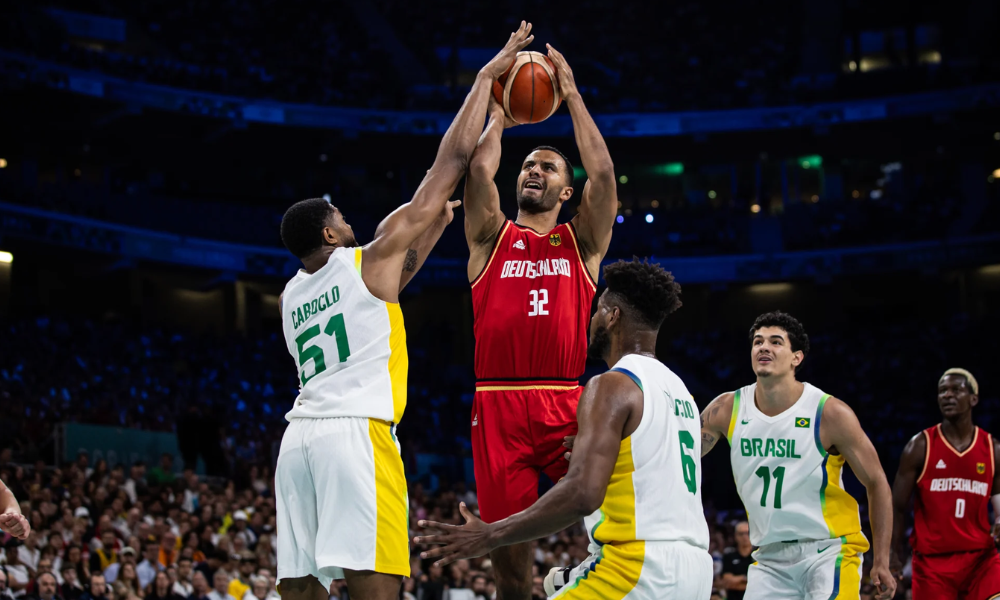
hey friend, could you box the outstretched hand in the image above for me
[870,564,897,600]
[440,199,462,225]
[483,21,534,80]
[0,511,30,540]
[413,502,496,567]
[545,44,579,102]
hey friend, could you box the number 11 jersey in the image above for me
[471,220,596,384]
[281,247,407,423]
[727,382,868,550]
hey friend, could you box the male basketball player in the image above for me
[463,44,618,600]
[416,259,713,599]
[890,368,1000,599]
[700,311,896,600]
[272,22,536,600]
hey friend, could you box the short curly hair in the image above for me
[749,311,810,370]
[280,198,334,259]
[603,258,682,329]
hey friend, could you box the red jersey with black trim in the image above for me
[471,220,597,384]
[911,424,996,555]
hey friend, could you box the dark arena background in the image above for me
[1,1,1000,599]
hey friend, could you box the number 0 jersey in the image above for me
[911,424,996,555]
[281,247,407,423]
[583,354,710,549]
[471,221,596,385]
[728,383,868,549]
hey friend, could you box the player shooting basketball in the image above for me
[462,44,618,600]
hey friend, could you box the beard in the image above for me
[516,187,562,214]
[587,323,611,361]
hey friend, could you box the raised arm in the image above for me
[890,432,925,577]
[362,22,534,302]
[397,199,462,293]
[821,397,896,600]
[413,371,641,564]
[700,392,735,457]
[547,45,617,281]
[464,98,511,281]
[0,477,30,539]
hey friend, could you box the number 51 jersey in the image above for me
[281,247,407,423]
[471,220,596,384]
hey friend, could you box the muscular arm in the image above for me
[363,24,533,302]
[821,398,894,588]
[463,101,507,280]
[700,392,735,457]
[414,372,641,563]
[546,47,617,280]
[890,433,925,571]
[0,477,29,539]
[397,200,461,293]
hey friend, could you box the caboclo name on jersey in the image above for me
[291,285,341,330]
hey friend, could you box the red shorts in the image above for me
[912,548,1000,600]
[470,385,581,523]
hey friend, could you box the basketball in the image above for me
[493,51,562,125]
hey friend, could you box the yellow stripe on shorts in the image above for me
[368,419,410,576]
[557,541,645,600]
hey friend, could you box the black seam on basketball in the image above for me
[528,53,536,124]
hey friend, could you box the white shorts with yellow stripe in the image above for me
[744,535,866,600]
[275,417,409,588]
[550,540,712,600]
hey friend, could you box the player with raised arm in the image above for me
[272,22,535,600]
[463,44,618,600]
[416,259,713,599]
[890,368,1000,599]
[700,312,896,600]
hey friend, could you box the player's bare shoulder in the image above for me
[700,391,735,456]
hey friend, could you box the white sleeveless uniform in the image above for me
[727,382,869,600]
[274,247,409,587]
[551,354,712,600]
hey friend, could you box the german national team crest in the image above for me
[795,417,810,428]
[549,233,562,246]
[978,462,987,474]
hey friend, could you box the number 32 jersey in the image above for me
[727,382,868,549]
[471,221,596,383]
[281,247,407,423]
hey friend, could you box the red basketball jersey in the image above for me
[911,424,996,555]
[471,220,597,383]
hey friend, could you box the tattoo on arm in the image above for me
[403,249,418,272]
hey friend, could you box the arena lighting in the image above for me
[0,158,7,168]
[0,251,12,264]
[750,204,761,214]
[616,215,624,224]
[799,155,822,169]
[748,282,793,294]
[645,214,654,223]
[650,200,660,208]
[619,175,628,184]
[652,162,684,176]
[573,166,587,180]
[992,168,1000,178]
[708,190,717,199]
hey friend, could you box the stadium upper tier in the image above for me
[1,1,998,121]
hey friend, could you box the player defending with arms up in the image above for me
[464,44,618,600]
[273,23,536,600]
[700,312,896,600]
[890,369,1000,599]
[416,260,713,599]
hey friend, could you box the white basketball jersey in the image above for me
[727,382,866,548]
[281,247,407,423]
[582,354,710,549]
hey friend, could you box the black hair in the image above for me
[603,258,682,329]
[749,311,810,371]
[530,145,574,187]
[280,198,334,259]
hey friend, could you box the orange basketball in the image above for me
[492,51,561,125]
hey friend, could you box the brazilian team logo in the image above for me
[795,417,810,428]
[549,233,562,246]
[978,462,987,474]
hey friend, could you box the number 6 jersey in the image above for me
[727,382,868,550]
[471,220,596,385]
[281,247,407,423]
